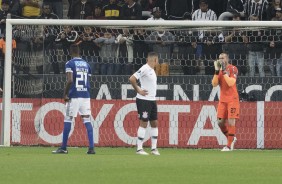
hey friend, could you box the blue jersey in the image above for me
[65,57,91,98]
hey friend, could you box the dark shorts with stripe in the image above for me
[136,98,158,121]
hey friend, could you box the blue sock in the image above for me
[61,122,71,150]
[84,122,94,149]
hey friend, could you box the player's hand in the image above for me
[220,61,227,74]
[139,89,148,96]
[64,95,70,102]
[214,60,221,71]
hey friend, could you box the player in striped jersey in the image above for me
[129,52,160,156]
[192,0,217,21]
[52,44,95,154]
[244,0,269,20]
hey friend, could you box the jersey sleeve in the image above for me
[133,66,146,80]
[65,62,73,73]
[229,66,238,79]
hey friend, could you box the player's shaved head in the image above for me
[147,52,159,68]
[220,52,229,58]
[70,44,80,56]
[148,52,158,59]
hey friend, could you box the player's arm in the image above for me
[222,65,237,87]
[64,72,73,102]
[223,74,236,87]
[212,75,219,87]
[129,74,148,96]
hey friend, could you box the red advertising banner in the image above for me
[0,99,282,149]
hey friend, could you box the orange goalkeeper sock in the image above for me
[219,124,228,138]
[227,125,236,148]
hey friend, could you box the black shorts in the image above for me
[136,98,158,121]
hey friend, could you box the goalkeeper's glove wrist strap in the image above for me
[215,70,219,75]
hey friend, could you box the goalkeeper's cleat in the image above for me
[52,148,68,154]
[221,146,231,152]
[230,137,237,151]
[151,149,160,156]
[136,149,149,155]
[86,148,96,154]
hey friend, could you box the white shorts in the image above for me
[65,98,91,117]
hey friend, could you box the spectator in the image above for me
[86,3,105,19]
[192,0,217,21]
[68,0,93,19]
[0,0,11,35]
[38,4,60,74]
[0,35,16,55]
[77,26,100,74]
[122,0,142,20]
[174,13,199,75]
[38,3,58,19]
[43,0,63,19]
[244,0,269,20]
[141,0,165,18]
[228,0,245,14]
[0,0,20,18]
[0,34,16,88]
[202,30,224,75]
[13,25,34,73]
[31,26,44,74]
[275,7,282,19]
[245,15,267,77]
[194,0,228,18]
[55,25,79,67]
[147,6,164,20]
[175,31,199,75]
[266,0,282,20]
[145,30,175,76]
[218,0,245,20]
[223,14,248,76]
[102,0,123,19]
[91,0,124,7]
[165,0,193,20]
[265,21,282,76]
[94,29,116,75]
[0,34,16,69]
[115,29,134,75]
[192,0,218,75]
[21,0,43,18]
[133,29,149,72]
[140,0,158,12]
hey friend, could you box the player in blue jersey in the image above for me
[52,44,95,154]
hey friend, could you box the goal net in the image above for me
[1,19,282,149]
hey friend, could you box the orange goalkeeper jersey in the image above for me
[218,64,239,103]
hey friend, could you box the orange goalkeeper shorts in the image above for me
[217,101,240,119]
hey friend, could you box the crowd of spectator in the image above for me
[0,0,281,82]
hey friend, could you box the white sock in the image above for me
[151,127,158,150]
[137,127,146,151]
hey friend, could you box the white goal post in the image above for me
[2,19,282,147]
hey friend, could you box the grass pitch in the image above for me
[0,147,282,184]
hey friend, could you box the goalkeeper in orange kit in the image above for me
[212,52,239,151]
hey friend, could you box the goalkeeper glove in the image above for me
[214,60,221,74]
[220,61,227,74]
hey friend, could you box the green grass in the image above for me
[0,147,282,184]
